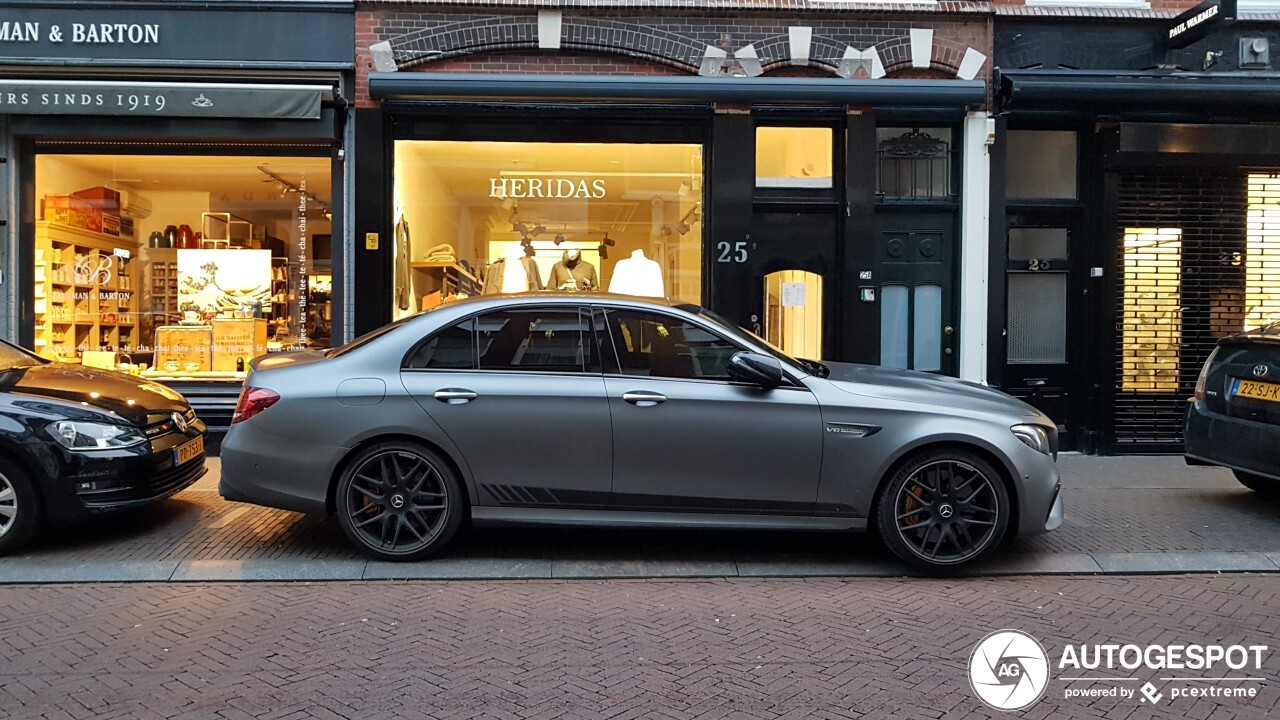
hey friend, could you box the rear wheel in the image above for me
[875,450,1010,573]
[0,459,41,556]
[1233,470,1280,496]
[335,442,464,561]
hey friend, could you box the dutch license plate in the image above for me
[174,435,204,465]
[1232,378,1280,403]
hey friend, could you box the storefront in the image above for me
[353,6,995,377]
[0,1,353,442]
[992,6,1280,453]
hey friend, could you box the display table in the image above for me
[153,325,213,373]
[211,317,267,371]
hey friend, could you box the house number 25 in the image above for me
[717,241,749,263]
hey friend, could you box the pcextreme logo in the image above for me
[968,630,1269,711]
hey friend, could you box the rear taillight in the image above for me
[1194,348,1218,400]
[231,387,280,424]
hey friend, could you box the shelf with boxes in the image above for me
[34,221,138,361]
[409,261,481,311]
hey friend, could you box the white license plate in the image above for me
[174,436,204,465]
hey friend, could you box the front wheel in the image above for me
[875,450,1010,573]
[0,458,41,556]
[335,442,464,561]
[1233,470,1280,496]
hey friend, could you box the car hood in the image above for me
[820,362,1044,419]
[0,363,188,426]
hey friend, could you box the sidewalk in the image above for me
[2,454,1278,582]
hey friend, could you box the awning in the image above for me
[369,72,986,107]
[0,79,331,119]
[997,69,1280,113]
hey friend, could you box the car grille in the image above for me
[144,408,198,438]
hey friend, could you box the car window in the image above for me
[603,309,740,381]
[477,307,592,373]
[405,318,476,370]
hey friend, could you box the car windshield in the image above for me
[689,306,822,377]
[0,341,44,371]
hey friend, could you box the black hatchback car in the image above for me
[0,340,206,555]
[1185,322,1280,494]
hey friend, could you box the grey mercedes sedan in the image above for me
[220,294,1062,572]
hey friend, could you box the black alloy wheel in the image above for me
[0,458,41,556]
[335,442,464,561]
[876,450,1010,572]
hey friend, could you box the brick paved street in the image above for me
[1,455,1279,581]
[0,575,1276,719]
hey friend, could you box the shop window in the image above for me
[755,127,834,189]
[1121,228,1182,393]
[876,128,953,200]
[1006,131,1077,200]
[406,318,475,370]
[1245,174,1280,330]
[476,308,588,373]
[604,310,736,381]
[392,140,703,319]
[763,270,823,360]
[33,154,331,380]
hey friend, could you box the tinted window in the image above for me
[477,308,589,372]
[605,310,739,380]
[405,318,475,369]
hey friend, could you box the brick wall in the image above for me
[354,6,992,106]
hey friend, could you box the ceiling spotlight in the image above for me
[598,244,609,260]
[554,233,565,245]
[602,233,616,247]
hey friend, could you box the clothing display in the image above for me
[481,255,543,294]
[394,215,411,311]
[608,249,665,297]
[548,250,599,292]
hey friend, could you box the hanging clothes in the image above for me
[394,216,411,311]
[608,250,664,297]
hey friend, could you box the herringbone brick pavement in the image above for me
[3,456,1279,569]
[0,575,1276,719]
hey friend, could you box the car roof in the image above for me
[431,292,694,313]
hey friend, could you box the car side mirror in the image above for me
[728,351,785,389]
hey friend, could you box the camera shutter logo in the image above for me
[969,630,1050,711]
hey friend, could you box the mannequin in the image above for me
[608,249,664,297]
[549,249,599,292]
[482,246,544,294]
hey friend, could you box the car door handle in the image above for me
[434,389,478,404]
[622,391,666,407]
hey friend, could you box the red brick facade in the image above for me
[354,4,994,107]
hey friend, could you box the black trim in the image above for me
[998,70,1280,114]
[371,73,986,107]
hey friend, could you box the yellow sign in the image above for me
[365,232,379,250]
[1235,379,1280,403]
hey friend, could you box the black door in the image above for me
[710,210,837,359]
[1001,217,1079,445]
[874,213,956,375]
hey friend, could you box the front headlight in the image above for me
[47,420,148,450]
[1011,424,1052,455]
